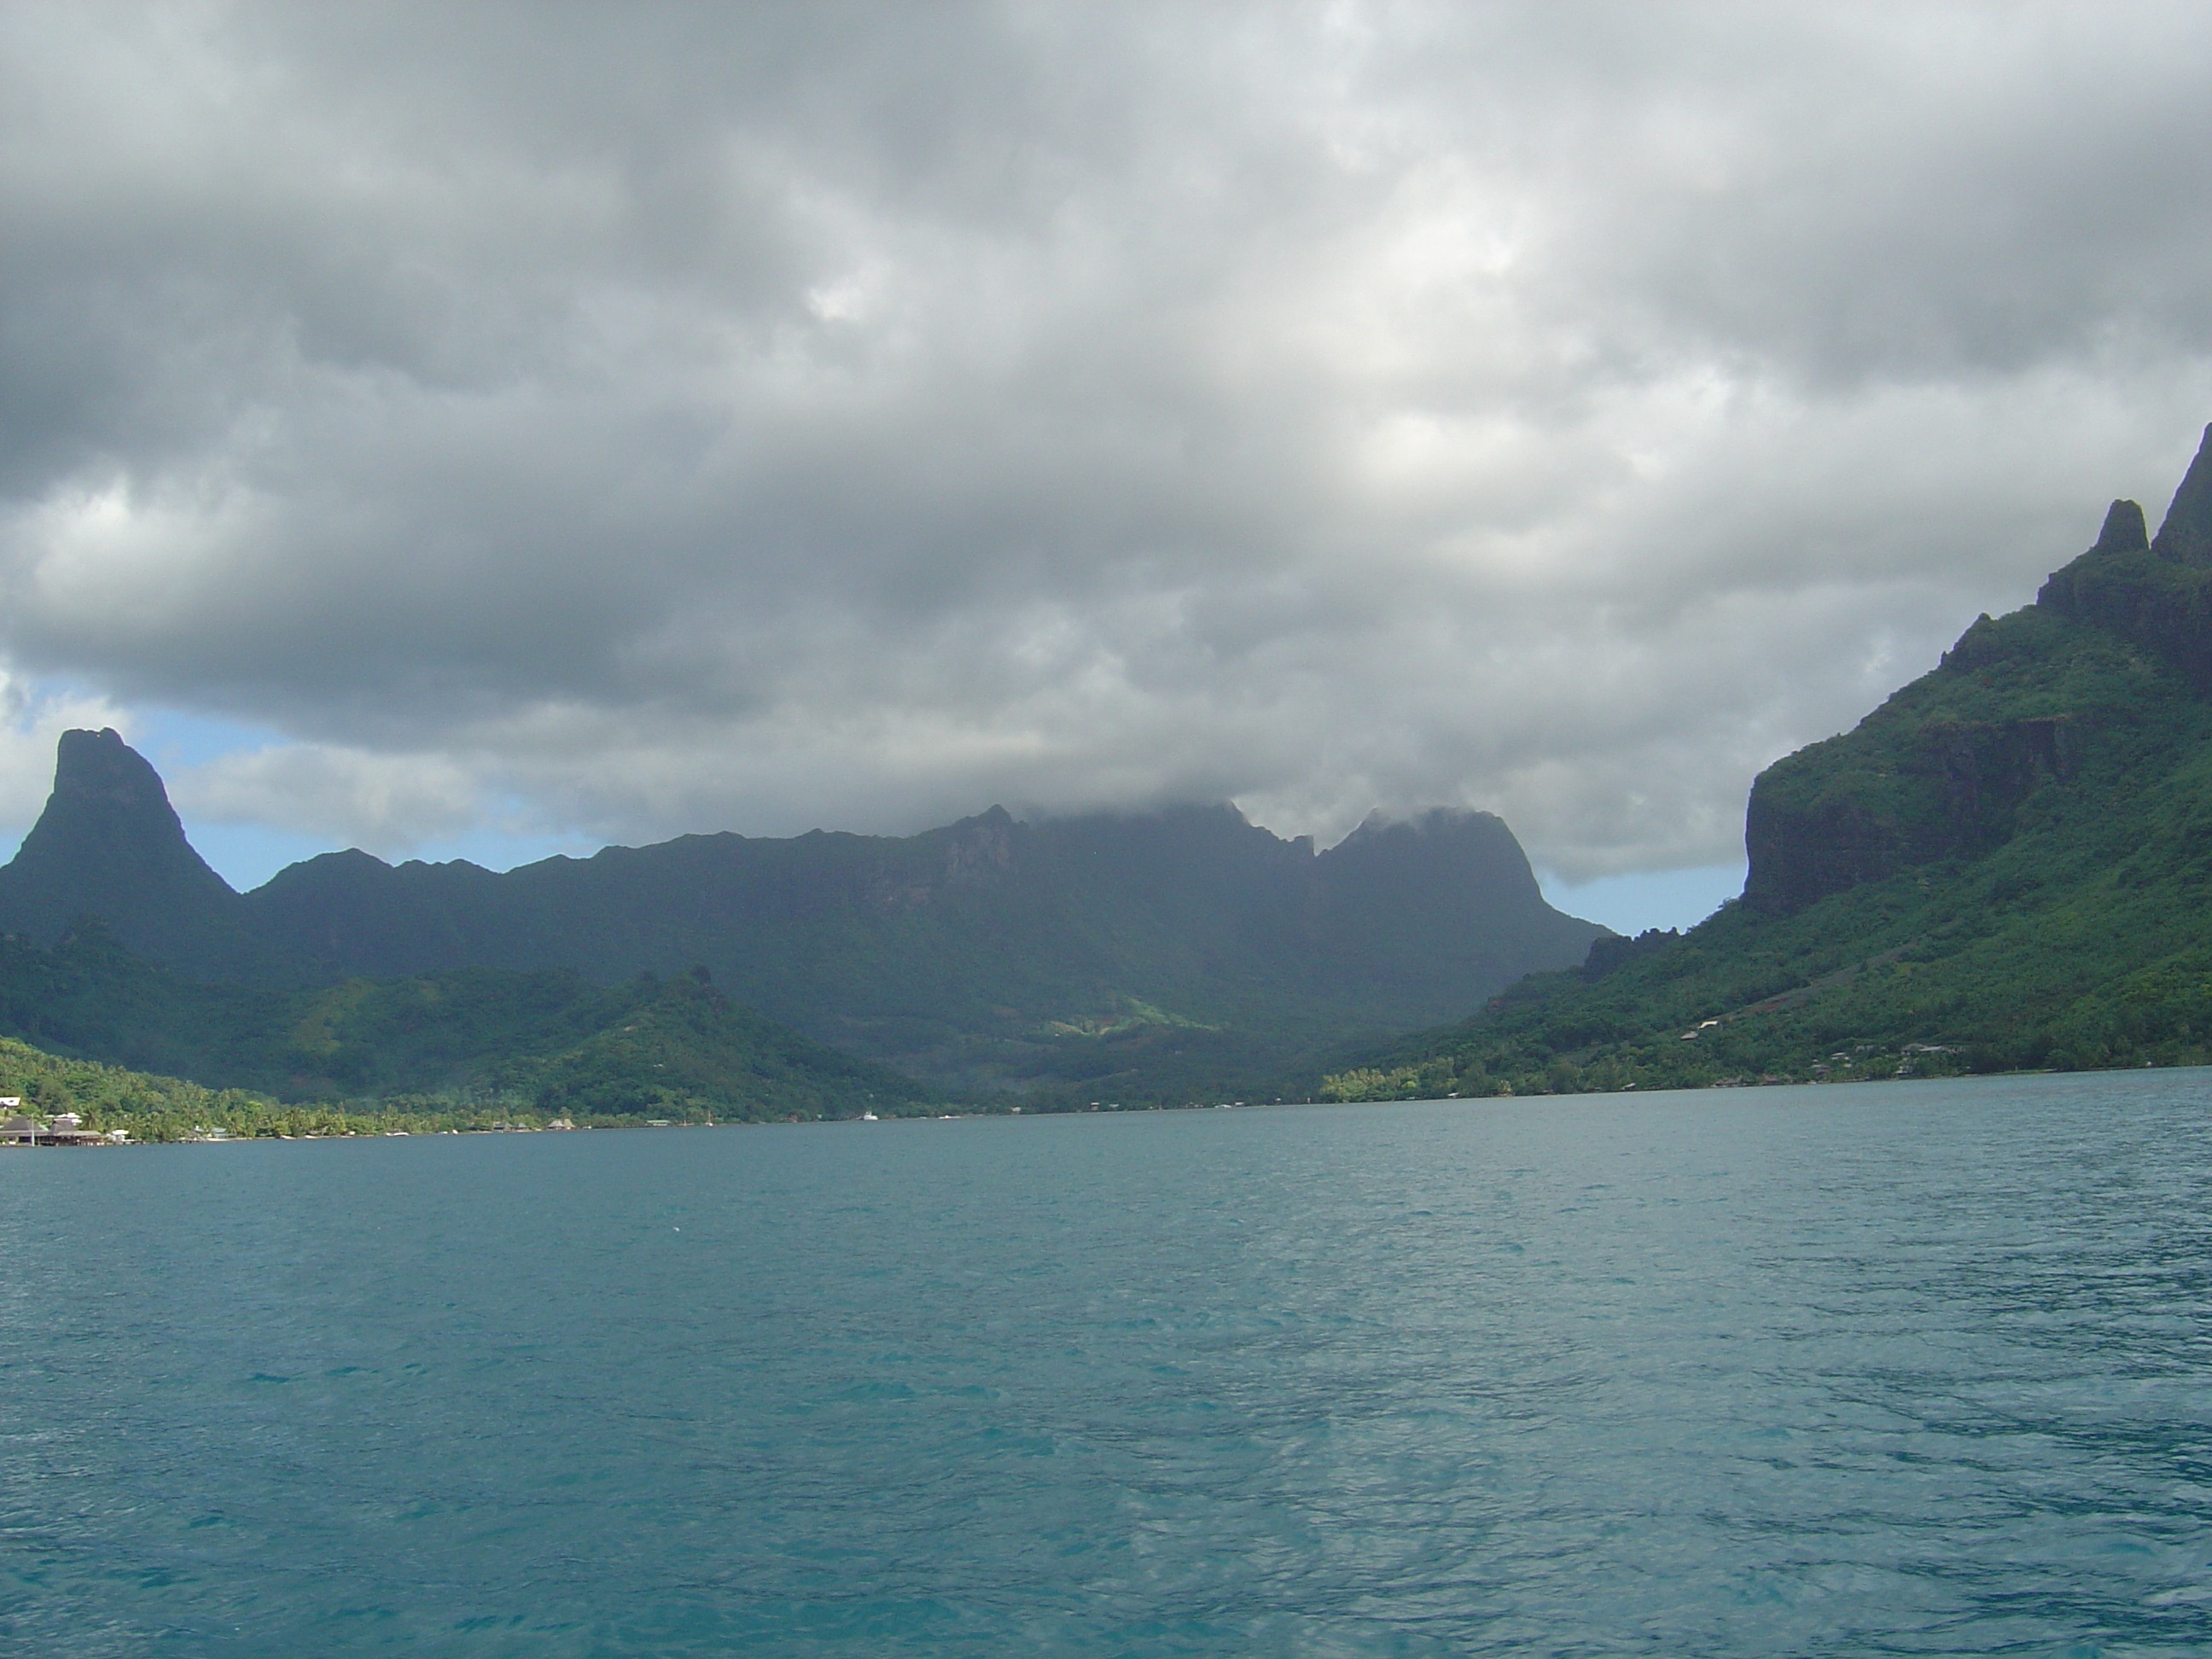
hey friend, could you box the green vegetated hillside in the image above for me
[0,1036,550,1142]
[1322,427,2212,1100]
[0,731,1603,1101]
[0,923,940,1123]
[0,1035,277,1138]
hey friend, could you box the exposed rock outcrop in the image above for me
[1581,928,1679,981]
[1743,425,2212,917]
[0,728,260,973]
[1743,713,2093,915]
[2037,425,2212,689]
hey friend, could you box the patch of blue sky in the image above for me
[24,699,1754,917]
[191,820,595,894]
[99,707,593,891]
[126,706,279,774]
[1540,864,1744,938]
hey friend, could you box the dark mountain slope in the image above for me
[0,728,1601,1097]
[0,728,270,976]
[0,923,936,1119]
[235,797,1599,1092]
[1321,423,2212,1097]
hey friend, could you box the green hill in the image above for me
[1321,424,2212,1100]
[0,1034,276,1138]
[0,923,940,1121]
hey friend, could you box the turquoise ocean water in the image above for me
[3,1072,2209,1656]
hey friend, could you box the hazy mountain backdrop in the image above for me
[0,737,1604,1100]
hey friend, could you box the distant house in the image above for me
[1,1111,119,1146]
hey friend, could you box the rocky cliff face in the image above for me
[1742,425,2212,917]
[2035,424,2212,688]
[0,727,261,973]
[1743,709,2094,914]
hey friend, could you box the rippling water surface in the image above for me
[5,1073,2211,1656]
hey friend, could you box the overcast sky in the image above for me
[5,2,2212,929]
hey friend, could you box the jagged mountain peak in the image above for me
[15,728,227,893]
[0,727,255,972]
[1344,416,2212,1098]
[53,726,178,812]
[2034,424,2212,692]
[2151,422,2212,564]
[2093,498,2149,556]
[1752,419,2212,917]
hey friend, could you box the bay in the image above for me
[3,1071,2209,1656]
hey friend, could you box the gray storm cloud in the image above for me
[3,1,2212,880]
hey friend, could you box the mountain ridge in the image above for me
[0,741,1604,1097]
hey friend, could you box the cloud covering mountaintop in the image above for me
[4,2,2212,884]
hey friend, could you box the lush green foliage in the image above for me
[0,1034,272,1138]
[1322,590,2212,1099]
[0,932,942,1121]
[0,1033,912,1141]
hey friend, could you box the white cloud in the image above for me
[3,2,2211,877]
[0,671,129,844]
[165,743,483,859]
